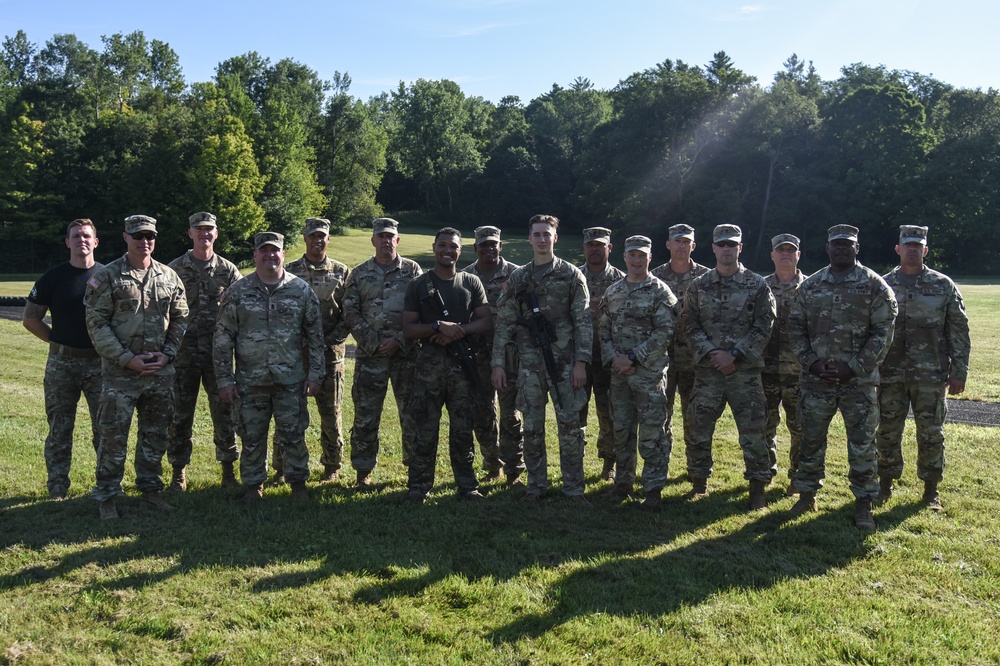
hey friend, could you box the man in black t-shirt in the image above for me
[23,219,104,499]
[402,228,493,503]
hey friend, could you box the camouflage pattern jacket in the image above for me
[343,255,423,359]
[880,266,970,384]
[788,262,898,386]
[167,250,241,365]
[581,263,625,365]
[285,255,350,365]
[683,264,776,370]
[462,257,519,353]
[763,270,806,376]
[651,260,710,372]
[214,271,325,388]
[598,274,678,375]
[84,255,189,377]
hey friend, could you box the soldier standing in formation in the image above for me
[23,219,104,500]
[683,224,776,510]
[762,233,806,494]
[280,217,351,484]
[461,225,524,483]
[599,235,678,510]
[875,225,970,511]
[492,214,592,504]
[84,215,189,520]
[343,218,422,490]
[214,232,325,502]
[166,212,242,492]
[788,225,898,530]
[579,227,625,482]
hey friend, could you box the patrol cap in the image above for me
[668,224,695,240]
[899,224,928,245]
[188,211,217,228]
[828,224,859,242]
[372,217,400,236]
[303,217,331,236]
[713,224,742,243]
[771,233,801,250]
[474,225,501,245]
[624,235,652,254]
[254,231,284,250]
[582,227,613,244]
[124,215,157,235]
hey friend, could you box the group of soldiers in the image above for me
[23,211,970,529]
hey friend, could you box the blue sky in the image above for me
[5,0,998,102]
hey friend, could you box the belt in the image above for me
[49,342,100,359]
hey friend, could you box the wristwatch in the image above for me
[431,321,441,332]
[730,348,741,358]
[627,351,638,365]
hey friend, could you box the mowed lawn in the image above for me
[1,251,999,662]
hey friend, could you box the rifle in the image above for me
[424,286,481,391]
[515,286,564,409]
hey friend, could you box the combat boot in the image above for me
[687,477,709,500]
[789,491,817,517]
[290,480,309,501]
[482,467,504,482]
[599,459,616,482]
[640,489,662,512]
[141,491,176,512]
[356,470,375,493]
[241,484,263,503]
[605,483,633,500]
[98,498,119,521]
[854,498,877,530]
[220,461,239,488]
[923,480,943,512]
[319,465,339,484]
[748,479,767,511]
[877,476,893,505]
[166,465,187,492]
[269,464,285,485]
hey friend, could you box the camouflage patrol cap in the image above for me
[624,235,652,254]
[372,217,400,236]
[582,227,613,244]
[303,217,331,236]
[188,212,217,228]
[254,231,284,250]
[668,224,696,240]
[713,224,742,243]
[474,225,501,245]
[828,224,859,242]
[899,225,928,245]
[124,215,157,235]
[771,233,801,250]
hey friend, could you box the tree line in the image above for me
[2,29,999,275]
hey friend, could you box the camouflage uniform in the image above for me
[493,257,592,497]
[762,269,806,479]
[683,263,776,482]
[214,271,325,487]
[598,272,677,494]
[462,255,523,477]
[788,262,897,501]
[876,265,969,483]
[84,255,189,502]
[343,254,422,473]
[167,249,241,467]
[283,253,350,473]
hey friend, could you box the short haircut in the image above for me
[435,227,462,242]
[528,214,559,233]
[66,218,97,237]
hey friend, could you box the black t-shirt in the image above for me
[28,261,103,348]
[404,271,488,326]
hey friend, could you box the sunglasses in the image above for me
[131,233,157,241]
[714,240,739,248]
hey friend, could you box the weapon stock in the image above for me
[515,288,564,409]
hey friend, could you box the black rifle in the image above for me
[424,286,480,391]
[515,287,564,409]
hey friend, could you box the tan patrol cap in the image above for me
[899,225,928,245]
[828,224,859,242]
[771,233,801,250]
[188,212,217,228]
[254,231,284,250]
[668,224,695,240]
[713,224,742,243]
[474,225,501,245]
[582,227,613,244]
[303,217,331,236]
[124,215,157,235]
[624,235,652,254]
[372,217,400,236]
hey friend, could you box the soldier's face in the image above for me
[712,240,741,267]
[305,231,329,262]
[254,244,284,273]
[433,234,461,268]
[896,242,927,270]
[624,249,650,278]
[584,240,611,268]
[188,225,217,250]
[66,224,98,259]
[124,231,156,259]
[667,237,694,259]
[372,232,399,262]
[827,238,858,270]
[476,240,500,265]
[770,243,800,270]
[529,223,557,256]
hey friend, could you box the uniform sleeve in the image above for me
[635,286,677,367]
[84,272,133,368]
[945,282,971,383]
[163,277,189,360]
[213,289,238,389]
[342,269,380,356]
[733,280,775,366]
[597,293,615,367]
[848,279,898,378]
[683,282,713,363]
[570,269,593,364]
[491,272,520,369]
[303,288,326,384]
[330,266,350,346]
[787,286,819,371]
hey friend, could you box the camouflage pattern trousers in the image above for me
[350,352,415,473]
[762,372,803,479]
[581,352,616,463]
[168,354,237,467]
[516,359,587,497]
[685,367,771,482]
[407,354,479,499]
[875,381,947,482]
[664,369,696,467]
[236,382,310,486]
[91,372,174,502]
[473,345,524,476]
[272,360,345,473]
[609,366,670,494]
[43,352,102,495]
[793,380,880,500]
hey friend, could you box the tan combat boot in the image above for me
[166,465,187,492]
[748,479,767,511]
[789,491,817,517]
[599,459,616,482]
[319,464,339,484]
[356,470,374,492]
[877,476,893,505]
[854,498,877,530]
[923,480,943,512]
[98,498,119,521]
[640,488,662,512]
[221,461,239,488]
[290,480,309,501]
[687,477,709,500]
[142,491,176,512]
[242,484,264,503]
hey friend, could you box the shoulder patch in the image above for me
[87,276,102,290]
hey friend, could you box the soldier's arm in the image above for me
[22,301,51,342]
[635,287,677,365]
[163,280,189,361]
[330,267,350,346]
[85,279,134,368]
[569,270,593,365]
[213,292,238,390]
[787,288,820,371]
[597,296,615,367]
[848,280,898,378]
[491,274,519,369]
[732,282,776,365]
[945,282,971,384]
[303,290,326,384]
[342,272,381,355]
[682,285,714,363]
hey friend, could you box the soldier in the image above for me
[84,215,189,520]
[598,235,677,510]
[875,225,970,511]
[23,219,103,499]
[166,212,241,491]
[787,224,898,530]
[279,217,351,484]
[579,227,625,482]
[403,228,493,503]
[214,232,325,502]
[651,224,710,470]
[762,233,806,494]
[343,218,422,490]
[491,214,592,504]
[461,225,524,483]
[683,224,775,510]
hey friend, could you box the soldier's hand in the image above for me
[125,354,149,374]
[219,385,237,405]
[492,367,507,390]
[571,361,587,389]
[437,321,466,343]
[709,349,736,376]
[304,380,321,396]
[378,338,401,357]
[947,378,966,395]
[141,352,169,375]
[611,353,634,375]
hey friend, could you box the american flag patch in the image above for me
[87,276,102,289]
